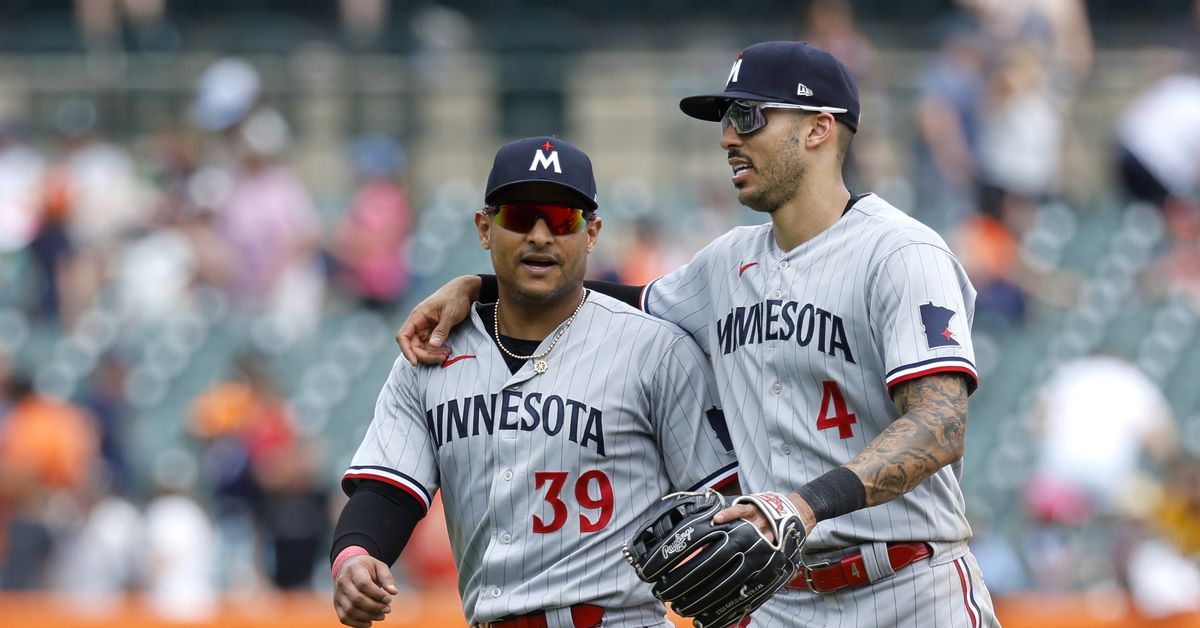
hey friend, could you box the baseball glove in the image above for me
[622,489,805,628]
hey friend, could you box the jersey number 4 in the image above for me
[816,380,857,439]
[533,470,614,533]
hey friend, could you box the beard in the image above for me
[738,133,807,214]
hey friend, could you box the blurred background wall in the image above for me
[1,1,1200,626]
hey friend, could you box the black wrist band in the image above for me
[795,466,868,522]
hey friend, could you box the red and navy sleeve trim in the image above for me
[886,356,978,395]
[342,465,433,512]
[688,461,739,492]
[639,278,660,314]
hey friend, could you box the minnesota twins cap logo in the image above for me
[919,302,959,348]
[529,141,562,174]
[484,136,598,210]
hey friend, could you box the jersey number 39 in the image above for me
[533,470,614,533]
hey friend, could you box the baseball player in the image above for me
[398,42,999,627]
[331,136,738,628]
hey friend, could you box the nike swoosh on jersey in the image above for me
[440,354,476,368]
[738,262,758,276]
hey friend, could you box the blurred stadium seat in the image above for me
[1,1,1199,625]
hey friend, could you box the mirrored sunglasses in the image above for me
[720,100,813,135]
[485,202,594,235]
[720,99,847,135]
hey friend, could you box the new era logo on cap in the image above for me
[681,41,861,132]
[485,136,598,210]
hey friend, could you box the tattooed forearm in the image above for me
[844,373,968,506]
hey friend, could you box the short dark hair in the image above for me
[835,121,854,163]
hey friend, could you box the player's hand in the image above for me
[713,491,815,543]
[395,275,482,366]
[333,555,399,628]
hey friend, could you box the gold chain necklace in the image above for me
[493,289,589,374]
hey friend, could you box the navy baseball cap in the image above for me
[485,136,598,210]
[680,41,860,132]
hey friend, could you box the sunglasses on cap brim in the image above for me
[720,99,849,135]
[484,202,596,235]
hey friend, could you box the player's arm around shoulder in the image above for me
[395,274,483,365]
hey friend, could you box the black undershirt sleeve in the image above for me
[477,274,499,303]
[584,279,645,308]
[476,274,644,309]
[330,480,425,567]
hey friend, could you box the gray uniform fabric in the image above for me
[642,194,999,627]
[345,292,737,627]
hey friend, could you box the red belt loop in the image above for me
[570,604,606,628]
[482,604,606,628]
[788,542,933,593]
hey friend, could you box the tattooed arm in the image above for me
[713,372,968,537]
[844,372,968,505]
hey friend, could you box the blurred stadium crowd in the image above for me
[1,0,1200,624]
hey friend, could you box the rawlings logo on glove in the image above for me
[661,526,695,559]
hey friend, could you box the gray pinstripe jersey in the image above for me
[344,292,738,626]
[643,193,978,552]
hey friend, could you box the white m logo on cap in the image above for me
[530,149,562,173]
[727,58,743,84]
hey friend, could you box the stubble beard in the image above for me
[501,256,585,311]
[511,279,578,307]
[739,134,807,214]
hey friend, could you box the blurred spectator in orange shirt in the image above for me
[953,213,1026,326]
[616,218,670,286]
[0,374,97,498]
[0,372,98,590]
[190,352,296,506]
[190,351,299,591]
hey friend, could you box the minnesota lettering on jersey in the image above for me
[425,390,606,456]
[716,300,856,363]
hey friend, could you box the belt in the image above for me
[479,604,605,628]
[788,542,933,593]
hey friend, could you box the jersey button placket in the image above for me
[490,586,502,598]
[500,532,512,544]
[771,382,782,394]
